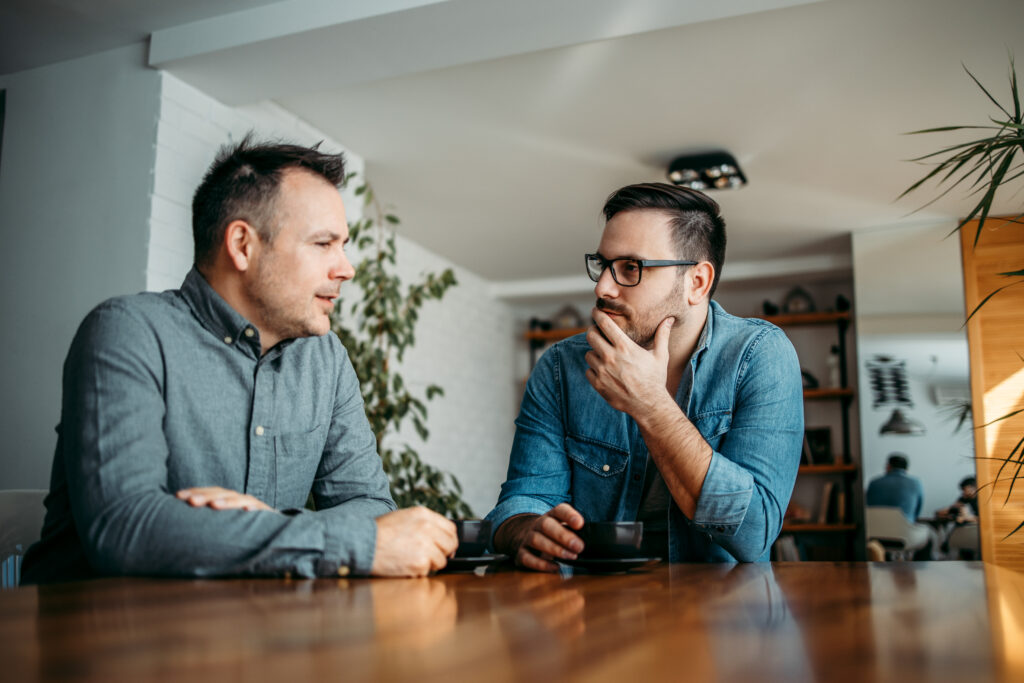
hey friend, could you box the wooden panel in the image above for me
[960,218,1024,572]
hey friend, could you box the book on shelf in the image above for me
[834,490,846,523]
[817,481,835,524]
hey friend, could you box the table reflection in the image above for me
[1,562,1021,682]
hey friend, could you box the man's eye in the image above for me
[621,261,639,272]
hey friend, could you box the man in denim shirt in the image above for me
[23,138,456,583]
[488,184,803,568]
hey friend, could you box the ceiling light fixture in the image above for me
[667,150,747,190]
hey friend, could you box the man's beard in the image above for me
[596,279,686,349]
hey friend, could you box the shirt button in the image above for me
[602,464,610,472]
[244,328,255,338]
[223,336,232,344]
[337,566,350,577]
[255,426,265,436]
[633,474,642,482]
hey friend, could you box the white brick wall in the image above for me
[147,73,515,517]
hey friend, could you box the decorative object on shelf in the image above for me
[834,294,851,312]
[804,427,834,464]
[866,355,914,408]
[782,286,815,314]
[801,369,820,390]
[331,172,471,518]
[529,317,552,332]
[666,150,747,190]
[761,300,780,316]
[551,305,584,330]
[827,345,842,388]
[879,408,926,436]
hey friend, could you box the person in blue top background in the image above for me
[865,453,924,522]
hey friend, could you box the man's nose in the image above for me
[594,266,619,299]
[331,248,356,281]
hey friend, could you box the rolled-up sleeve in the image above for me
[485,348,571,536]
[689,327,804,561]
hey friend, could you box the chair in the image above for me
[947,523,980,560]
[864,506,930,561]
[0,490,48,588]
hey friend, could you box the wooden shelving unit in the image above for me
[766,309,863,561]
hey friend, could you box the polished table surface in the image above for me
[2,561,1022,682]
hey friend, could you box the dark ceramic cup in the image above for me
[454,519,492,557]
[577,521,644,559]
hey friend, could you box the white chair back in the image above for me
[865,506,929,556]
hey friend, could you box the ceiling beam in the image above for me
[149,0,824,104]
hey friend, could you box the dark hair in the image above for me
[602,183,727,296]
[959,476,976,489]
[191,134,346,268]
[887,454,909,471]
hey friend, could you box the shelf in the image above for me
[799,463,857,474]
[782,523,857,533]
[524,327,586,342]
[758,311,851,327]
[803,388,854,400]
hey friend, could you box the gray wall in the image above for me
[0,43,161,488]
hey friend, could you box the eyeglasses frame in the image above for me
[584,252,698,287]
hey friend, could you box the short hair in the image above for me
[602,183,727,297]
[887,454,909,471]
[959,476,977,489]
[191,134,347,268]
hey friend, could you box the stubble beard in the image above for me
[597,278,686,349]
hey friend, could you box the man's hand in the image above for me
[585,309,674,414]
[495,504,585,572]
[176,486,273,511]
[371,507,458,577]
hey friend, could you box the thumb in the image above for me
[653,317,674,359]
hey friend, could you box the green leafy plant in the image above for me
[900,54,1023,536]
[330,173,472,518]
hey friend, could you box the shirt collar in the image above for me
[690,300,717,367]
[180,267,263,356]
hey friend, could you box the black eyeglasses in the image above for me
[585,253,697,287]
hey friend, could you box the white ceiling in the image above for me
[5,0,1023,285]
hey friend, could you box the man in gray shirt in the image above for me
[22,137,456,583]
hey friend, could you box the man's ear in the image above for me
[224,220,259,272]
[686,262,715,305]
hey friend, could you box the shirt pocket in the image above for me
[564,434,630,520]
[273,423,328,509]
[691,411,732,451]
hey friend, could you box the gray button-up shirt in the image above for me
[22,268,396,583]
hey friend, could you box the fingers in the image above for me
[590,309,630,347]
[516,546,560,573]
[175,487,272,511]
[548,503,585,530]
[653,317,674,359]
[371,507,459,577]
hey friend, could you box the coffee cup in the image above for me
[577,521,643,559]
[454,519,492,557]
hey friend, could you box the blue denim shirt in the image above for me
[22,268,396,583]
[487,301,803,562]
[865,470,924,522]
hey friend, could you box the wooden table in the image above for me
[2,561,1022,681]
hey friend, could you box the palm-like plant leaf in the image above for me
[901,55,1024,539]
